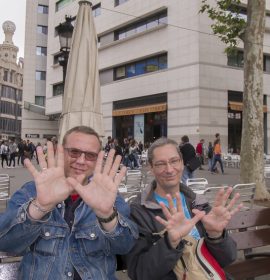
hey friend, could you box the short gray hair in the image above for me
[62,126,101,148]
[148,137,182,166]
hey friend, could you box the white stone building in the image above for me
[23,0,270,152]
[0,21,23,140]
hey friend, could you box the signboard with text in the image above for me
[134,114,144,144]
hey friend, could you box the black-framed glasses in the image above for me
[64,148,98,161]
[153,158,181,171]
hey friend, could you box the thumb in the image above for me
[66,177,83,193]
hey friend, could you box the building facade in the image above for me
[23,0,58,144]
[24,0,270,151]
[0,21,23,140]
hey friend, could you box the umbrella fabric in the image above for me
[59,0,104,142]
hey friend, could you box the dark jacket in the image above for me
[126,183,237,280]
[179,142,196,165]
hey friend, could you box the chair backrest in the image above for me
[202,186,229,205]
[125,170,142,187]
[186,178,208,186]
[227,208,270,250]
[264,165,270,178]
[186,178,208,192]
[0,174,10,213]
[232,183,255,210]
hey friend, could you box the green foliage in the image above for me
[200,0,247,53]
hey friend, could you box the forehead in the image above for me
[152,144,179,161]
[65,132,100,151]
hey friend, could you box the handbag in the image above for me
[186,157,201,172]
[174,236,226,280]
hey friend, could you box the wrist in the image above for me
[206,231,223,240]
[96,207,118,224]
[33,199,55,213]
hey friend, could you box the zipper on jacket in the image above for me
[195,250,214,279]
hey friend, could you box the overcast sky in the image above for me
[0,0,26,59]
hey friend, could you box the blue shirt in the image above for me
[154,192,200,240]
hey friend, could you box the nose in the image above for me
[76,152,86,163]
[165,162,174,172]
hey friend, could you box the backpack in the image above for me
[208,147,213,159]
[155,230,226,280]
[174,236,226,280]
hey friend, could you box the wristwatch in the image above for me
[96,207,118,223]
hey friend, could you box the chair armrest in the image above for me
[245,252,270,259]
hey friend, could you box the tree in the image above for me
[200,0,270,200]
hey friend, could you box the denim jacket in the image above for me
[0,181,138,280]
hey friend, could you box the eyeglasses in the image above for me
[64,148,98,161]
[153,158,181,171]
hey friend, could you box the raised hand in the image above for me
[24,141,73,211]
[67,149,126,218]
[155,193,205,248]
[201,187,242,237]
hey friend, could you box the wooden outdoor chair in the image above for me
[225,208,270,280]
[0,174,10,213]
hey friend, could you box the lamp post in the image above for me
[56,15,74,85]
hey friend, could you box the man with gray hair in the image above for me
[126,137,241,280]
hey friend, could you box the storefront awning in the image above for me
[112,103,167,117]
[229,101,267,113]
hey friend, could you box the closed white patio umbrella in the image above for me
[59,0,104,142]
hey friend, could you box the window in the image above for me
[114,54,167,80]
[115,0,129,6]
[37,25,48,35]
[17,90,22,101]
[264,55,270,73]
[114,11,167,41]
[35,96,45,106]
[3,70,8,82]
[36,71,46,80]
[228,50,270,73]
[227,50,244,68]
[1,86,16,100]
[37,5,48,14]
[53,83,64,96]
[56,0,74,12]
[92,3,101,17]
[36,46,47,56]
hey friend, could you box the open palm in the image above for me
[24,142,73,209]
[156,193,205,247]
[202,187,242,234]
[67,149,126,217]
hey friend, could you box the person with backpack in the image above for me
[207,141,214,171]
[0,141,9,168]
[126,137,242,280]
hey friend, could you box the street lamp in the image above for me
[56,15,74,85]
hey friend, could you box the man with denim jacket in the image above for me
[0,126,138,280]
[126,137,241,280]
